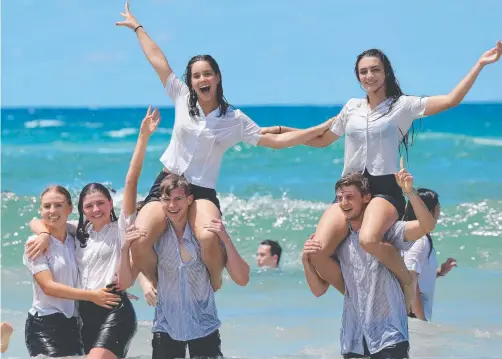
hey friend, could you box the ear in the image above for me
[273,254,278,262]
[362,193,371,204]
[187,195,195,206]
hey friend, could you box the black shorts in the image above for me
[343,339,409,359]
[143,170,221,213]
[25,312,84,357]
[152,330,223,359]
[334,169,406,218]
[78,291,137,358]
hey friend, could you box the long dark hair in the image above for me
[402,188,439,257]
[183,55,232,119]
[76,183,118,248]
[354,49,421,162]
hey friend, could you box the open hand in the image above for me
[116,1,141,31]
[122,225,146,250]
[139,106,161,137]
[438,257,457,276]
[25,233,51,260]
[478,41,502,67]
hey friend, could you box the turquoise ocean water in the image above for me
[1,104,502,358]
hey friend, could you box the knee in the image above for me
[197,230,220,250]
[358,230,379,253]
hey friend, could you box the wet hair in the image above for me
[159,174,193,198]
[335,173,371,196]
[76,183,118,248]
[41,185,73,206]
[355,49,423,162]
[402,188,439,257]
[260,240,282,266]
[183,55,233,119]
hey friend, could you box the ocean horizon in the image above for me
[1,103,501,358]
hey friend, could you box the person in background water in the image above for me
[402,188,457,321]
[256,240,282,269]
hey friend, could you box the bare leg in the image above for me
[358,197,414,310]
[189,199,225,292]
[0,322,13,354]
[309,203,349,288]
[87,347,117,359]
[131,201,167,288]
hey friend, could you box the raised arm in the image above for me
[116,2,173,86]
[117,107,161,289]
[395,159,436,241]
[122,106,161,218]
[423,41,501,116]
[257,117,334,149]
[203,219,250,286]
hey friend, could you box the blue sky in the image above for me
[2,0,501,107]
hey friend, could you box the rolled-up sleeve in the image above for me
[240,112,262,146]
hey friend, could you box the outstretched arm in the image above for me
[424,41,502,116]
[257,117,335,149]
[116,2,172,86]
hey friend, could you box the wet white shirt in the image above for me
[330,96,428,176]
[159,72,262,189]
[403,236,438,321]
[23,234,79,318]
[69,212,131,290]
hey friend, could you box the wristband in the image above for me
[134,25,143,33]
[40,231,51,236]
[403,187,418,198]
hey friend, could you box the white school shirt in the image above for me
[69,213,130,290]
[403,236,438,321]
[159,72,263,189]
[23,234,79,318]
[153,222,220,341]
[329,96,428,176]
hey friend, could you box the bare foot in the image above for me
[0,322,13,354]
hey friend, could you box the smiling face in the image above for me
[40,190,73,231]
[190,60,220,104]
[357,56,386,95]
[336,185,371,222]
[81,191,113,230]
[160,187,194,224]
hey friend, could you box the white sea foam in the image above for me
[24,119,65,128]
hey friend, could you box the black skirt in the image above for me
[143,170,221,213]
[25,312,84,357]
[78,291,137,358]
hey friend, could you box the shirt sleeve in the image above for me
[329,99,355,137]
[384,221,414,251]
[118,210,137,245]
[23,236,51,275]
[240,111,262,146]
[165,72,190,102]
[403,236,429,273]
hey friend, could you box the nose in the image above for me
[93,204,100,212]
